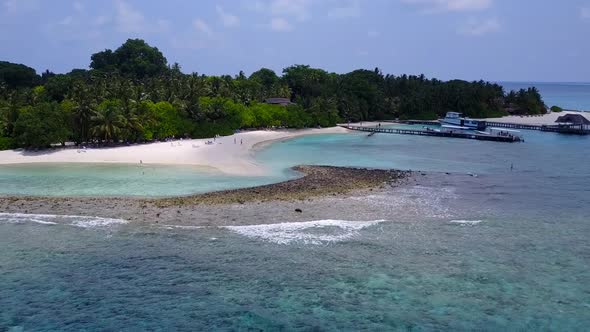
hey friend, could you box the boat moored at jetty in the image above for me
[440,112,486,130]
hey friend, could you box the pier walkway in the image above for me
[393,120,590,135]
[342,125,522,143]
[485,121,590,134]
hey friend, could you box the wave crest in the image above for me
[0,212,128,228]
[223,219,386,245]
[449,219,484,225]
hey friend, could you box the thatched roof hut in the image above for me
[555,114,590,125]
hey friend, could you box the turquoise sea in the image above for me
[1,126,589,330]
[0,163,294,197]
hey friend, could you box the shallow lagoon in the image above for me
[0,162,295,197]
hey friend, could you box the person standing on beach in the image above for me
[234,137,236,144]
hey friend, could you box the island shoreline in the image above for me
[0,127,349,176]
[0,165,414,226]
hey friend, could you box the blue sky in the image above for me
[1,0,589,81]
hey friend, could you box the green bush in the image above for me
[0,137,15,150]
[550,106,563,113]
[190,122,236,138]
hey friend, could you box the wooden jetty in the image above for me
[485,121,590,135]
[342,125,522,143]
[391,119,590,135]
[394,120,440,126]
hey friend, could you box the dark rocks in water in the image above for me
[0,166,413,216]
[153,165,413,205]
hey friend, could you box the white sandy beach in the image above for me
[481,111,589,126]
[0,127,348,176]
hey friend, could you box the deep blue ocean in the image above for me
[501,82,590,111]
[1,83,590,330]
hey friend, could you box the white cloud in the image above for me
[245,0,266,12]
[270,17,293,31]
[272,0,311,21]
[113,1,168,34]
[403,0,492,12]
[193,18,214,37]
[251,0,312,21]
[581,6,590,19]
[216,5,240,27]
[3,0,39,14]
[172,19,224,50]
[458,17,500,36]
[328,0,361,19]
[115,0,145,33]
[249,0,315,31]
[73,1,84,12]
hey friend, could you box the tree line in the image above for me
[0,39,546,149]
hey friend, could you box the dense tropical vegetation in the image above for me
[0,39,547,149]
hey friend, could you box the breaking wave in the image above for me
[449,219,484,225]
[0,212,128,228]
[158,224,205,230]
[223,219,386,245]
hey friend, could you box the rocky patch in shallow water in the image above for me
[158,166,411,206]
[0,166,413,226]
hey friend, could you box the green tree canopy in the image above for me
[250,68,279,90]
[91,100,125,142]
[0,61,39,89]
[90,39,168,79]
[13,102,71,148]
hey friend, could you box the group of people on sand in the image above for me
[200,134,242,146]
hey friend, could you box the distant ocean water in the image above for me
[1,129,589,330]
[500,82,590,111]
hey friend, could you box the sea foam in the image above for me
[223,219,386,245]
[348,185,458,219]
[158,224,205,230]
[0,212,128,228]
[449,219,484,225]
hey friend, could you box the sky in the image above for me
[1,0,589,82]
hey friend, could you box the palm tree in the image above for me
[90,100,125,143]
[0,91,21,136]
[71,83,96,143]
[124,111,145,142]
[0,100,9,137]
